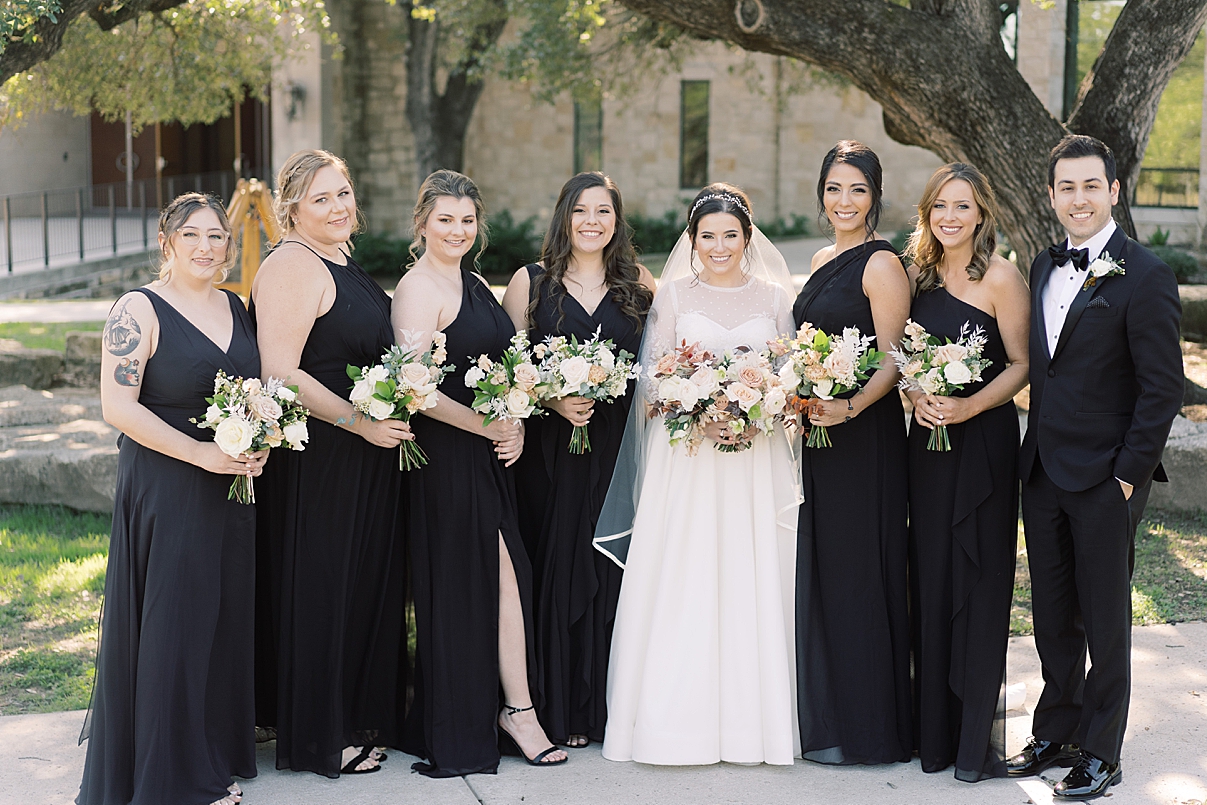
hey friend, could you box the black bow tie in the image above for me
[1048,244,1090,271]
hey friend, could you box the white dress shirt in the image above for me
[1041,218,1117,357]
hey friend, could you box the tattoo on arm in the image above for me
[103,300,142,356]
[114,358,140,387]
[335,414,358,426]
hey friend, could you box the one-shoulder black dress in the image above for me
[513,264,644,745]
[792,241,912,765]
[250,249,407,777]
[78,288,259,805]
[401,269,536,777]
[908,286,1018,782]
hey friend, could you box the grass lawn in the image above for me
[0,322,103,353]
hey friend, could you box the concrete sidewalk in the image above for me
[4,621,1205,805]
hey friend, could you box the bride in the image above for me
[596,184,802,765]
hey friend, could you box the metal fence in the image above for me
[0,170,267,274]
[1133,167,1199,209]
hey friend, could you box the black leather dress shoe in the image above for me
[1006,738,1080,777]
[1053,753,1122,800]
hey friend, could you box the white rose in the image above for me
[559,356,591,390]
[689,365,720,397]
[366,365,389,384]
[764,387,787,416]
[275,386,296,403]
[918,367,943,395]
[513,363,541,391]
[204,404,224,425]
[813,377,835,400]
[400,363,433,389]
[367,397,395,420]
[597,347,615,370]
[726,382,762,412]
[505,387,533,418]
[933,343,969,365]
[676,378,701,410]
[1089,257,1113,278]
[943,361,973,385]
[350,378,375,404]
[464,366,486,387]
[778,363,801,392]
[213,415,255,458]
[241,377,263,395]
[247,394,283,423]
[822,350,856,385]
[283,420,309,450]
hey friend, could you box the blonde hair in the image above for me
[409,169,489,270]
[157,193,236,282]
[906,163,1000,294]
[272,149,363,245]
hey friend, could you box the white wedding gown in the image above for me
[602,276,802,766]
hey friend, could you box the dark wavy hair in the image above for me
[688,182,753,243]
[527,172,653,332]
[816,140,884,239]
[907,162,1000,294]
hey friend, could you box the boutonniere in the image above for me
[1083,251,1125,291]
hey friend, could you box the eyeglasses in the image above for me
[178,230,230,246]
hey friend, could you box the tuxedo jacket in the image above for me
[1019,226,1183,492]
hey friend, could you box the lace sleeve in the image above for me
[774,283,796,338]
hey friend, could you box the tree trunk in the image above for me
[404,1,507,183]
[615,0,1207,271]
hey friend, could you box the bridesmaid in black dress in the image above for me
[501,172,656,748]
[252,150,411,778]
[903,164,1030,781]
[79,194,265,805]
[395,170,568,776]
[794,141,913,765]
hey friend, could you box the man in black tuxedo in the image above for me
[1010,135,1183,799]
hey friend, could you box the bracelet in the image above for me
[847,398,854,411]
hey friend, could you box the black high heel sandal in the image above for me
[340,746,382,775]
[498,704,568,767]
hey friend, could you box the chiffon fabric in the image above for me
[602,275,802,766]
[513,263,644,745]
[78,289,259,805]
[908,286,1017,781]
[793,241,912,766]
[250,248,408,778]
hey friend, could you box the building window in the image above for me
[680,80,709,189]
[574,97,603,174]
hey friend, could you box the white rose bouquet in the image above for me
[533,326,639,454]
[772,322,885,449]
[706,348,786,453]
[346,331,454,470]
[464,331,545,425]
[191,370,310,504]
[648,340,721,456]
[889,319,992,451]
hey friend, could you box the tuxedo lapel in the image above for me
[1051,227,1128,363]
[1032,252,1056,360]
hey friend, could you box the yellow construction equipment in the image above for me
[219,178,278,301]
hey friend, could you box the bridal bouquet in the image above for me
[193,371,310,504]
[890,319,991,451]
[648,340,718,456]
[773,322,885,448]
[703,348,788,453]
[534,327,639,454]
[347,332,454,470]
[464,331,545,424]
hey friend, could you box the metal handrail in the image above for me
[1132,167,1200,210]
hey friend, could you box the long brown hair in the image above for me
[906,162,1000,294]
[409,169,489,271]
[526,172,652,332]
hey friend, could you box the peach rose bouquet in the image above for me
[464,331,545,426]
[192,370,310,503]
[706,347,787,453]
[648,340,720,456]
[533,326,639,454]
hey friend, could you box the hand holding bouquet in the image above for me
[705,348,788,453]
[347,331,454,470]
[193,371,310,503]
[890,319,991,451]
[464,331,545,424]
[534,327,639,454]
[773,322,885,448]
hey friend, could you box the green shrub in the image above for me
[759,214,812,239]
[1150,244,1199,283]
[1147,226,1171,247]
[351,231,411,278]
[629,210,684,256]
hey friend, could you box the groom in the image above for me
[1012,135,1183,799]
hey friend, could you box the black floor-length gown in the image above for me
[793,241,912,765]
[401,269,537,777]
[250,248,407,777]
[78,288,259,805]
[513,264,644,745]
[908,287,1017,781]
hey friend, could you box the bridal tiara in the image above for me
[690,193,751,221]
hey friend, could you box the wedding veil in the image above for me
[592,225,798,567]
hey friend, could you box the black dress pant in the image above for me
[1021,460,1151,765]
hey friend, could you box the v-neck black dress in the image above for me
[250,250,407,778]
[401,269,536,777]
[908,287,1017,782]
[513,263,645,745]
[78,288,259,805]
[792,241,912,766]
